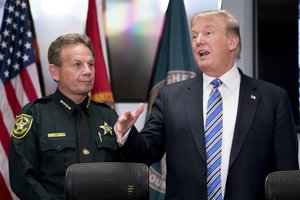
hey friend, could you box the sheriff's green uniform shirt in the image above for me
[9,90,124,200]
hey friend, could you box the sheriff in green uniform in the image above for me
[9,33,123,200]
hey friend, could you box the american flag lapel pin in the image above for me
[250,94,256,100]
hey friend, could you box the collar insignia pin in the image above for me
[59,100,71,110]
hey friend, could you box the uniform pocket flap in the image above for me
[41,136,75,152]
[95,134,118,150]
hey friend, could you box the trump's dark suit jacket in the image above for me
[122,70,299,200]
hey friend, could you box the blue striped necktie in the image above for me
[205,79,223,200]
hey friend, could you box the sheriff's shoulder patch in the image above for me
[12,114,33,139]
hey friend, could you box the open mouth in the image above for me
[198,50,209,57]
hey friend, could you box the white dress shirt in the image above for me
[203,65,241,197]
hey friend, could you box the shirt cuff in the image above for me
[115,126,131,147]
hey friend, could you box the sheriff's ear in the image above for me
[49,64,60,82]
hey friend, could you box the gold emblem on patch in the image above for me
[12,114,33,139]
[99,122,113,135]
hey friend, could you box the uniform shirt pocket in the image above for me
[94,133,122,162]
[95,134,118,150]
[40,135,76,175]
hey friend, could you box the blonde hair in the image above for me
[191,10,241,59]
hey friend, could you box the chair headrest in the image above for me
[65,162,149,200]
[265,170,300,200]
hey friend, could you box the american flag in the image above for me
[0,0,42,199]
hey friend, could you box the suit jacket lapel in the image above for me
[229,73,259,168]
[184,71,259,166]
[185,76,206,162]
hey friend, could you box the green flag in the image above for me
[147,0,196,199]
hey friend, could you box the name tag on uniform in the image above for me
[48,133,66,137]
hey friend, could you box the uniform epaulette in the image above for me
[90,101,117,114]
[90,100,112,109]
[32,95,52,104]
[20,96,52,113]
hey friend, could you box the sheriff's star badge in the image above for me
[99,122,113,135]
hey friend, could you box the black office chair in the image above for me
[265,170,300,200]
[65,162,149,200]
